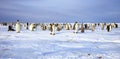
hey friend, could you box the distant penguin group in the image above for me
[65,23,71,30]
[7,20,119,34]
[41,24,47,31]
[29,23,36,31]
[97,23,119,32]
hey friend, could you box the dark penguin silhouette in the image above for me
[115,23,118,28]
[84,24,88,29]
[50,24,52,33]
[106,25,110,32]
[81,23,85,33]
[26,22,29,29]
[98,23,100,26]
[8,25,15,31]
[50,23,55,35]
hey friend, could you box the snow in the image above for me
[0,23,120,59]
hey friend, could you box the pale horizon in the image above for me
[0,0,120,23]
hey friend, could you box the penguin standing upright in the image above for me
[52,23,55,35]
[81,23,84,33]
[109,24,112,31]
[48,24,52,31]
[73,22,79,33]
[84,24,88,29]
[112,23,118,28]
[106,24,110,32]
[101,23,104,30]
[49,24,52,33]
[15,20,21,33]
[68,23,72,30]
[29,23,34,31]
[41,24,47,30]
[65,23,69,30]
[50,23,55,35]
[91,23,95,31]
[115,23,118,28]
[56,24,62,31]
[26,22,29,29]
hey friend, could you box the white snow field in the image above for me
[0,23,120,59]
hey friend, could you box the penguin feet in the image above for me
[53,33,55,35]
[17,32,20,33]
[50,33,55,35]
[73,32,78,34]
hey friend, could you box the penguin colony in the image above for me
[6,20,119,35]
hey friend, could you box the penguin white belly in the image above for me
[29,24,34,31]
[75,24,79,33]
[109,25,112,31]
[52,25,55,34]
[65,25,68,30]
[16,23,21,33]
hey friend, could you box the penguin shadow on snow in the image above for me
[55,31,66,35]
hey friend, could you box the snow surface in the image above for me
[0,23,120,59]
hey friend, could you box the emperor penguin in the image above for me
[111,23,116,28]
[73,22,79,33]
[15,20,21,33]
[50,23,55,35]
[101,23,105,30]
[109,24,112,31]
[91,23,95,31]
[52,23,55,35]
[48,23,52,31]
[81,23,84,33]
[26,22,29,29]
[29,23,34,31]
[106,24,111,32]
[56,24,62,31]
[68,23,72,30]
[84,24,88,29]
[41,24,47,30]
[115,23,118,28]
[65,23,69,30]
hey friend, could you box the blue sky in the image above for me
[0,0,120,23]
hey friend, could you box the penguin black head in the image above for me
[17,20,19,22]
[75,22,78,23]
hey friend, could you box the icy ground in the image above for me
[0,24,120,59]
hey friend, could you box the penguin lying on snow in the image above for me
[8,25,15,31]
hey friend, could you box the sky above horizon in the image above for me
[0,0,120,23]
